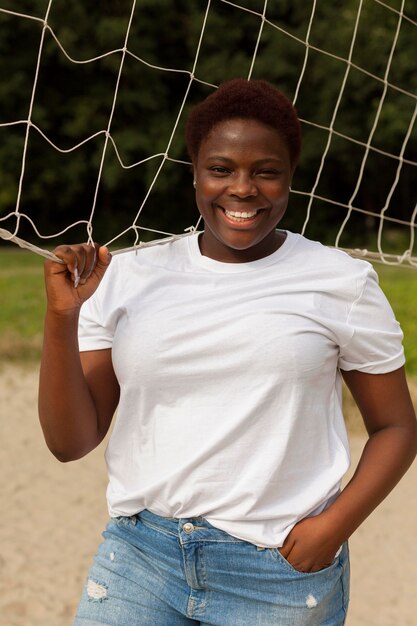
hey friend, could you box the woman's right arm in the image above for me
[38,244,119,462]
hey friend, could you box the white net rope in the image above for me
[0,0,416,265]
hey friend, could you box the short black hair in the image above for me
[185,78,302,168]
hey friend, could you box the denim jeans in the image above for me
[73,509,349,626]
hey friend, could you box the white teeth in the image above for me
[224,209,258,219]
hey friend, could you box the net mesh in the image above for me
[0,0,416,265]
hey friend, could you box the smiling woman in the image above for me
[192,118,292,261]
[186,79,300,262]
[37,79,417,626]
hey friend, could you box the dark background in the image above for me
[0,0,416,254]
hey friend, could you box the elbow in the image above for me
[398,418,417,468]
[39,417,100,462]
[51,448,87,463]
[409,420,417,460]
[44,434,96,462]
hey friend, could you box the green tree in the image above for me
[0,0,415,250]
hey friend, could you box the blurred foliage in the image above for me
[0,0,416,250]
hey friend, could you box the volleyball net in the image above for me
[0,0,416,265]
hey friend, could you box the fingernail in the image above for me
[74,267,80,289]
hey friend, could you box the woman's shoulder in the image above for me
[284,233,377,304]
[290,232,374,275]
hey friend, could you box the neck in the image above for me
[198,229,286,263]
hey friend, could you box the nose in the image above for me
[227,172,258,198]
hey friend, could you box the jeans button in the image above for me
[183,522,194,534]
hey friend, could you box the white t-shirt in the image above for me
[78,231,405,547]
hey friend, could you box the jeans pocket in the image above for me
[272,545,343,576]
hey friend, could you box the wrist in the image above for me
[320,501,357,545]
[45,305,81,320]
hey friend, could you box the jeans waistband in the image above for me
[136,509,245,544]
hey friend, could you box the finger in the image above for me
[92,245,112,278]
[97,245,112,267]
[82,244,98,281]
[50,245,80,282]
[80,244,111,284]
[77,245,96,285]
[278,546,291,559]
[75,247,89,287]
[307,562,332,573]
[278,533,294,560]
[49,245,86,287]
[47,243,110,288]
[47,245,75,271]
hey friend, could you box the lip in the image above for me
[217,205,265,228]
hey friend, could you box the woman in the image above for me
[39,79,417,626]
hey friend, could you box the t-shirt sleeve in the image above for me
[78,287,114,352]
[338,268,405,373]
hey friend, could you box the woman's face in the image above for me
[193,118,293,263]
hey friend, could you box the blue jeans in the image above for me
[73,509,349,625]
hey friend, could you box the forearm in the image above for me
[324,423,417,544]
[39,308,100,461]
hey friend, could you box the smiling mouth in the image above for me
[222,208,261,223]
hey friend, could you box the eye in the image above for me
[209,166,231,176]
[256,169,281,179]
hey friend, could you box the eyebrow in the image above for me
[205,156,285,165]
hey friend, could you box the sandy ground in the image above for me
[1,364,417,626]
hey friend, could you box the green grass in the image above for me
[1,247,417,373]
[375,263,417,375]
[0,248,45,361]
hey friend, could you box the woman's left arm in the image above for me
[279,366,417,572]
[329,366,417,534]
